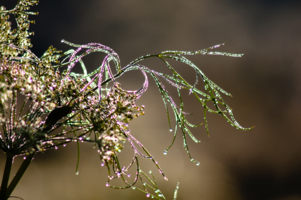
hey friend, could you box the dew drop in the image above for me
[196,162,200,166]
[132,187,136,190]
[23,157,26,160]
[101,163,105,167]
[163,150,167,155]
[127,174,131,178]
[149,170,152,174]
[146,193,150,198]
[75,171,79,175]
[55,146,58,150]
[63,144,66,147]
[106,183,110,187]
[169,128,173,132]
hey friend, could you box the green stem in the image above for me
[0,153,14,200]
[5,153,35,199]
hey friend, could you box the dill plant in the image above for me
[0,0,252,199]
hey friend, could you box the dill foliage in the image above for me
[0,0,252,199]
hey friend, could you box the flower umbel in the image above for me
[87,82,145,163]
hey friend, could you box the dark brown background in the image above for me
[1,0,301,200]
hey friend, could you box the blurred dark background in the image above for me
[1,0,301,200]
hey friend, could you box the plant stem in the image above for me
[5,153,35,199]
[0,153,14,200]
